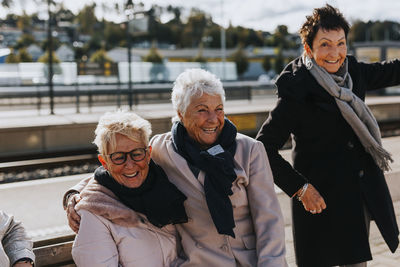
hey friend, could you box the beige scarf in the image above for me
[303,54,393,171]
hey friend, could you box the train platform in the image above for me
[1,96,400,265]
[1,135,400,266]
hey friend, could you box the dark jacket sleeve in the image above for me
[256,97,307,197]
[350,56,400,91]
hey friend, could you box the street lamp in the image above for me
[125,5,148,110]
[220,0,226,81]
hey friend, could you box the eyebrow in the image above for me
[319,36,346,42]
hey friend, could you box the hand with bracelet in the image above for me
[295,183,327,214]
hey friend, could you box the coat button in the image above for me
[347,141,354,149]
[359,170,364,177]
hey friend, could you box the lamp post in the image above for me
[220,0,226,81]
[47,0,54,114]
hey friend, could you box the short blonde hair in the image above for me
[93,110,152,155]
[171,68,225,120]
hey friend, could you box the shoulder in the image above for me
[150,132,172,147]
[235,133,265,155]
[275,56,311,100]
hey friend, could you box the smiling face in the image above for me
[179,93,225,149]
[98,133,151,188]
[306,28,347,73]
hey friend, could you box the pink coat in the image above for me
[71,179,181,267]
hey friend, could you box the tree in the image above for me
[274,48,285,74]
[75,3,98,35]
[89,49,113,63]
[38,51,60,63]
[193,42,207,63]
[16,12,31,32]
[14,34,35,49]
[5,51,19,63]
[230,44,249,77]
[262,55,272,72]
[181,8,209,47]
[143,45,163,63]
[17,48,32,62]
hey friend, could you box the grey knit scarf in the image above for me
[303,54,393,171]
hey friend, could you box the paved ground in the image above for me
[283,200,400,266]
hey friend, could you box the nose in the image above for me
[124,156,137,168]
[207,111,218,123]
[328,46,339,57]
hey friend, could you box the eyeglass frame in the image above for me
[107,147,148,165]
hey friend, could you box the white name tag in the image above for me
[207,144,224,156]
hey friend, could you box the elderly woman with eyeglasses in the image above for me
[65,69,287,266]
[69,111,188,267]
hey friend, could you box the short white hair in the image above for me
[93,110,152,155]
[171,68,225,120]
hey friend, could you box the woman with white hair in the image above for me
[69,110,188,267]
[149,68,286,266]
[65,69,286,266]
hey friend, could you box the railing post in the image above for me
[75,82,80,114]
[36,84,42,115]
[88,85,92,113]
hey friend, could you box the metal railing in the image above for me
[0,81,276,114]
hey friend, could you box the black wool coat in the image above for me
[256,55,400,267]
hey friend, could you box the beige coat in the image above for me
[71,179,181,267]
[150,132,286,267]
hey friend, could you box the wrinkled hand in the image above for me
[67,193,81,233]
[299,184,327,214]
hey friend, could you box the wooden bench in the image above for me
[33,234,75,267]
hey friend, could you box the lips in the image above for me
[202,127,218,133]
[325,59,339,64]
[124,171,139,179]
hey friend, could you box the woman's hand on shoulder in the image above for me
[67,193,82,233]
[299,184,327,214]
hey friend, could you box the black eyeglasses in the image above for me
[108,148,148,165]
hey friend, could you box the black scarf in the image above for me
[171,118,237,237]
[94,160,188,228]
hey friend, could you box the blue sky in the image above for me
[2,0,400,33]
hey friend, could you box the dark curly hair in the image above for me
[299,4,350,49]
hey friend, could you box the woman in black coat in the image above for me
[256,4,399,267]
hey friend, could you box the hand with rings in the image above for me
[297,184,327,214]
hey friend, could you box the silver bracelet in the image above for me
[297,183,309,201]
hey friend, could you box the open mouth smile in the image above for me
[325,59,339,64]
[202,127,218,133]
[124,171,139,178]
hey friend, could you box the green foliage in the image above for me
[104,22,125,49]
[14,34,35,49]
[274,49,285,74]
[193,43,207,63]
[230,45,249,77]
[181,8,209,47]
[38,51,61,63]
[17,48,32,62]
[89,49,113,63]
[75,3,98,35]
[262,55,272,72]
[5,51,19,63]
[143,46,163,63]
[16,12,31,31]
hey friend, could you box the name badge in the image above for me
[207,144,224,156]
